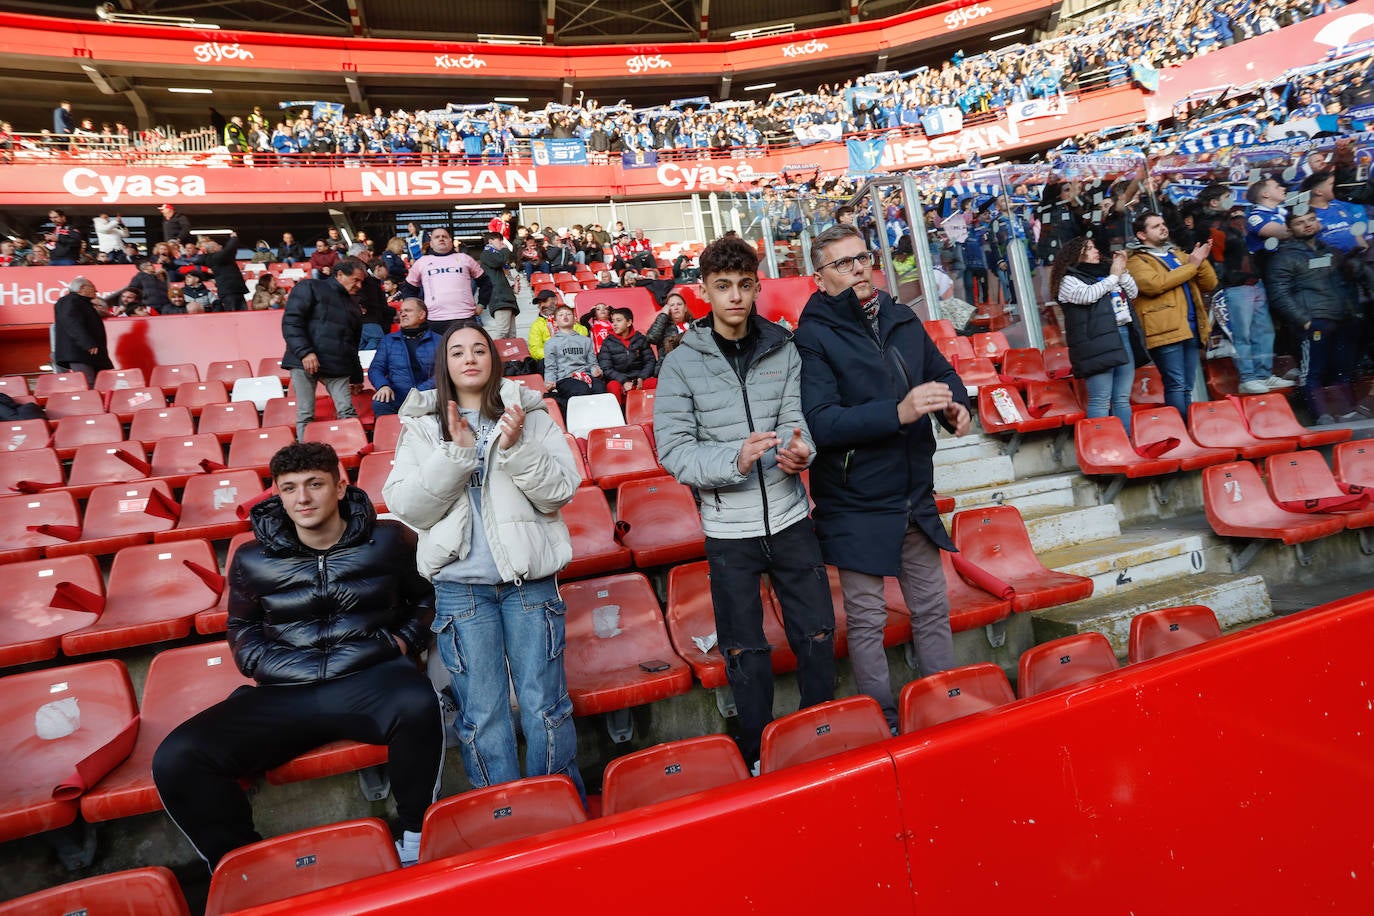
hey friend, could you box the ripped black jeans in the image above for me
[705,518,836,765]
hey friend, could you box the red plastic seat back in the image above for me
[495,337,531,362]
[0,448,64,493]
[759,695,890,773]
[624,388,657,428]
[356,451,395,511]
[560,486,630,578]
[937,335,974,366]
[173,380,229,414]
[52,414,123,458]
[899,662,1016,733]
[81,480,177,540]
[371,413,401,452]
[1332,441,1374,488]
[950,505,1044,577]
[198,401,260,440]
[614,475,705,566]
[1131,365,1166,406]
[148,364,200,392]
[304,418,368,461]
[1128,605,1222,664]
[204,360,253,386]
[923,319,957,341]
[419,775,587,862]
[0,489,81,555]
[1,419,51,453]
[227,426,296,472]
[150,434,224,478]
[0,866,189,916]
[1018,632,1119,698]
[971,331,1010,365]
[587,425,660,489]
[106,387,166,423]
[176,470,265,527]
[93,368,147,394]
[602,734,749,815]
[43,389,106,420]
[1001,347,1049,383]
[1264,450,1345,504]
[205,818,399,916]
[128,406,194,444]
[1240,393,1307,439]
[33,372,89,402]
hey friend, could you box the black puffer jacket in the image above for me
[1059,265,1149,377]
[1265,237,1360,330]
[52,291,112,370]
[127,268,172,313]
[597,330,657,383]
[201,234,248,298]
[227,486,434,686]
[281,276,363,382]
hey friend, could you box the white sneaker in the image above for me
[750,760,761,777]
[396,829,421,867]
[1264,375,1297,390]
[1238,380,1269,395]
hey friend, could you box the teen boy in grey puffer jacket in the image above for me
[653,235,835,768]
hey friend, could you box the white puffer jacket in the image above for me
[383,380,579,582]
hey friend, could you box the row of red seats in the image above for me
[6,360,292,405]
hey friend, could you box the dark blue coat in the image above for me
[794,287,968,576]
[367,329,439,402]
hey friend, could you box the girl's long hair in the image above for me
[432,321,504,441]
[1048,236,1092,301]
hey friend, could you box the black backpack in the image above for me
[0,392,45,421]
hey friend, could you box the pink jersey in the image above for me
[406,251,484,321]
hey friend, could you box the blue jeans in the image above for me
[1224,284,1274,383]
[1150,337,1200,418]
[359,323,384,351]
[431,578,585,800]
[1083,325,1136,436]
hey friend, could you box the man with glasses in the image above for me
[794,224,970,731]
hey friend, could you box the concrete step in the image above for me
[1020,504,1121,554]
[1037,529,1221,598]
[940,472,1092,518]
[1030,572,1273,656]
[932,452,1016,493]
[933,437,1004,466]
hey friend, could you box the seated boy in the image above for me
[597,306,658,402]
[544,303,606,411]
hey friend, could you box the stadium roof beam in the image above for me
[79,62,152,129]
[554,0,696,43]
[140,0,353,32]
[344,0,365,36]
[344,75,369,111]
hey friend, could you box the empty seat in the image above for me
[1127,605,1223,664]
[940,549,1014,632]
[1017,632,1119,698]
[936,335,975,367]
[148,363,200,395]
[47,480,179,559]
[955,356,1000,391]
[601,734,749,815]
[1000,348,1051,384]
[1189,400,1297,459]
[93,368,146,394]
[81,642,251,823]
[106,387,166,424]
[0,448,64,494]
[51,413,123,459]
[0,490,81,564]
[562,572,693,716]
[978,385,1062,436]
[149,433,226,486]
[1130,365,1167,407]
[231,376,286,412]
[950,506,1094,613]
[495,337,532,363]
[970,331,1010,365]
[614,476,705,567]
[42,389,105,420]
[173,380,229,416]
[923,319,957,341]
[561,487,632,579]
[1074,416,1180,478]
[127,406,195,444]
[0,660,139,843]
[198,401,260,443]
[227,426,296,474]
[155,470,263,543]
[356,452,395,513]
[1022,379,1085,425]
[0,866,190,916]
[565,392,625,439]
[0,554,103,667]
[255,357,291,386]
[1,419,50,453]
[1202,356,1240,399]
[1264,451,1374,524]
[33,372,88,404]
[204,818,399,916]
[587,425,660,489]
[1241,393,1352,448]
[898,662,1016,733]
[66,441,149,496]
[371,413,401,452]
[60,538,220,655]
[1042,345,1073,379]
[195,531,255,635]
[419,775,586,862]
[1333,440,1374,489]
[1202,461,1346,546]
[664,560,794,689]
[204,360,253,387]
[758,695,890,774]
[624,388,657,429]
[1130,406,1236,471]
[304,418,368,468]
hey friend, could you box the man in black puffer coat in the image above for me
[281,257,366,439]
[153,442,443,869]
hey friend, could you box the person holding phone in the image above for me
[383,321,586,803]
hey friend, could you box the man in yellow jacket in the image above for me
[1126,212,1218,417]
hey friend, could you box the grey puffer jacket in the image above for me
[654,313,814,539]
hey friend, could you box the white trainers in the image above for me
[1264,375,1297,390]
[396,829,421,867]
[750,760,761,777]
[1238,380,1269,395]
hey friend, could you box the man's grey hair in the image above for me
[810,224,864,272]
[68,276,90,293]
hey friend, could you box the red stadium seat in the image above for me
[561,572,693,716]
[304,418,368,468]
[127,406,194,444]
[204,818,399,916]
[0,867,190,916]
[955,356,1000,390]
[0,660,138,843]
[530,271,554,287]
[1127,605,1223,664]
[509,373,545,392]
[559,487,631,579]
[418,775,587,863]
[93,368,146,394]
[149,433,226,485]
[923,319,957,341]
[195,531,255,635]
[1202,357,1239,399]
[1129,406,1236,471]
[1190,400,1297,459]
[81,642,251,823]
[1130,365,1167,407]
[106,387,166,424]
[148,363,200,395]
[205,360,253,387]
[950,506,1094,613]
[1074,416,1180,479]
[978,385,1062,436]
[601,734,749,815]
[60,539,220,655]
[371,413,401,452]
[758,695,890,774]
[227,426,296,475]
[587,425,661,489]
[937,335,974,367]
[1020,379,1085,425]
[356,452,395,513]
[0,554,103,667]
[1000,348,1051,384]
[624,388,657,429]
[614,476,705,567]
[495,337,532,363]
[1241,393,1351,448]
[970,331,1010,365]
[255,357,291,386]
[33,372,88,404]
[664,560,794,689]
[66,441,149,496]
[0,447,64,494]
[0,419,50,452]
[1017,632,1119,698]
[42,389,105,420]
[1042,345,1073,379]
[1333,440,1374,489]
[155,470,263,543]
[46,480,178,558]
[173,380,229,416]
[0,490,81,564]
[940,549,1013,632]
[1202,461,1346,546]
[564,432,593,487]
[898,662,1016,734]
[1263,451,1374,528]
[51,413,123,459]
[198,401,260,443]
[264,740,387,786]
[544,398,567,433]
[0,375,30,401]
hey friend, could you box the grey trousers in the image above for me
[486,308,517,340]
[837,525,955,727]
[290,368,355,441]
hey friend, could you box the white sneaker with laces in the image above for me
[1263,375,1296,390]
[396,829,421,867]
[1238,380,1269,395]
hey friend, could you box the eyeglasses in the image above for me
[816,250,876,274]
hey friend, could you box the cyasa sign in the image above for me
[62,168,207,203]
[656,162,758,191]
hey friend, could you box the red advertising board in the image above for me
[0,265,143,327]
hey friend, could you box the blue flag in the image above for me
[847,136,887,175]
